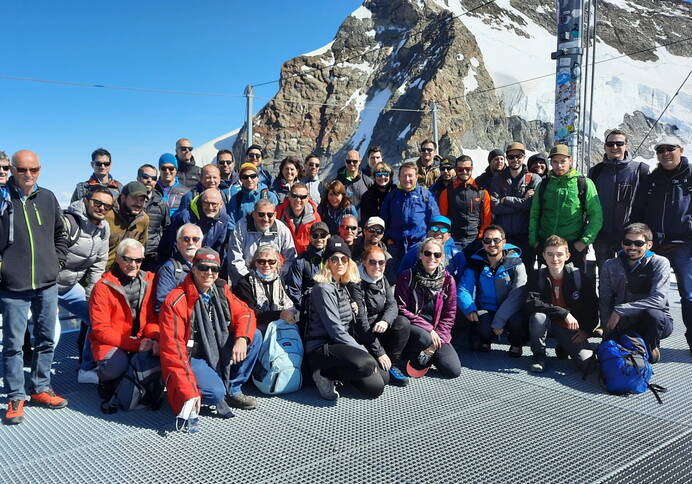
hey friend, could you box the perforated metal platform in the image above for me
[1,299,690,483]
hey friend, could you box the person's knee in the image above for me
[358,374,385,398]
[352,354,377,378]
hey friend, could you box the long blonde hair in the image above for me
[314,258,361,285]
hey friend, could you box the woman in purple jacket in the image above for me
[395,237,461,378]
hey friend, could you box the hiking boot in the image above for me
[650,347,661,364]
[215,399,236,419]
[97,380,117,401]
[3,400,25,425]
[77,369,99,385]
[30,389,68,409]
[225,393,257,410]
[312,369,339,401]
[555,345,569,360]
[388,366,409,387]
[529,354,546,373]
[508,346,523,358]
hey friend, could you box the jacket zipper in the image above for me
[22,200,37,290]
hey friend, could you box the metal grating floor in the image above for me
[1,300,690,483]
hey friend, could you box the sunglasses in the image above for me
[178,146,193,152]
[89,199,113,211]
[311,232,328,239]
[307,162,320,168]
[423,250,442,259]
[482,237,503,245]
[247,153,262,159]
[329,255,349,264]
[366,227,384,235]
[456,167,472,172]
[290,193,308,200]
[605,141,626,148]
[256,211,275,219]
[420,148,434,153]
[440,166,454,172]
[122,255,144,264]
[429,225,449,234]
[0,165,11,172]
[655,145,678,154]
[182,236,201,243]
[374,171,391,177]
[92,161,111,167]
[506,154,523,160]
[367,259,386,267]
[139,173,158,182]
[622,238,647,247]
[345,159,360,165]
[15,167,40,174]
[160,166,176,172]
[217,159,233,165]
[195,263,220,273]
[341,225,358,232]
[256,258,277,266]
[240,173,258,180]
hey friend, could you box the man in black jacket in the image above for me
[137,164,170,271]
[1,150,69,425]
[174,138,201,190]
[285,221,330,309]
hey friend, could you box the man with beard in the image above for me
[174,138,201,190]
[275,182,321,255]
[105,181,150,269]
[475,148,507,190]
[136,164,170,271]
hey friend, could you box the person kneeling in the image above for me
[525,235,598,373]
[159,248,262,429]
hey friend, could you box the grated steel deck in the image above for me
[1,300,689,483]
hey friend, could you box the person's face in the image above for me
[368,151,382,169]
[656,144,683,171]
[176,141,193,162]
[440,165,454,181]
[122,193,146,215]
[455,161,473,182]
[11,151,41,193]
[159,164,177,184]
[339,218,358,244]
[327,189,343,208]
[91,154,112,178]
[364,251,386,279]
[240,169,259,190]
[482,230,505,257]
[217,155,234,177]
[85,192,114,223]
[327,252,349,279]
[247,149,263,166]
[364,224,384,244]
[305,157,320,178]
[604,134,628,161]
[399,167,417,190]
[192,262,219,291]
[420,242,442,273]
[0,159,10,185]
[254,252,278,276]
[288,187,308,214]
[543,245,569,273]
[622,233,652,261]
[200,193,222,218]
[137,167,158,193]
[427,224,450,242]
[420,143,435,164]
[310,230,329,249]
[505,151,524,171]
[252,205,275,231]
[282,162,298,183]
[374,169,391,187]
[529,160,547,175]
[176,228,202,261]
[490,155,507,173]
[550,155,572,176]
[116,246,144,278]
[345,154,360,175]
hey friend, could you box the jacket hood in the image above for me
[601,151,633,165]
[67,199,89,222]
[547,168,580,182]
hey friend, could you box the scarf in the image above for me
[191,284,232,379]
[250,270,292,312]
[413,260,445,294]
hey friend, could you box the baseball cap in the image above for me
[429,215,452,228]
[121,181,148,197]
[439,158,455,170]
[505,142,526,153]
[310,221,329,234]
[365,216,385,229]
[193,247,221,267]
[548,145,571,158]
[654,136,682,150]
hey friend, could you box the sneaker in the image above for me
[388,366,409,387]
[555,345,569,360]
[529,354,546,373]
[650,347,661,364]
[312,369,339,401]
[77,369,99,385]
[225,393,257,410]
[30,389,68,409]
[214,399,236,419]
[581,354,599,377]
[592,327,604,339]
[3,400,25,425]
[508,346,523,358]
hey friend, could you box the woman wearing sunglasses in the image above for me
[359,162,395,225]
[317,180,358,235]
[233,244,297,334]
[395,237,461,378]
[305,237,388,401]
[271,156,303,204]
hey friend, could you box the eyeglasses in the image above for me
[422,250,442,259]
[506,154,523,160]
[429,225,449,234]
[92,161,111,167]
[345,159,360,165]
[195,263,220,273]
[366,227,384,235]
[655,145,678,154]
[374,171,391,177]
[340,225,358,232]
[605,141,626,148]
[256,259,277,266]
[139,173,158,182]
[182,236,201,243]
[201,201,220,208]
[329,255,349,264]
[256,211,275,219]
[0,165,11,172]
[290,193,308,200]
[420,148,434,153]
[311,232,328,239]
[217,159,233,165]
[15,167,40,174]
[456,166,472,172]
[160,166,176,172]
[178,146,193,152]
[367,259,386,267]
[622,238,647,247]
[247,153,262,159]
[440,166,454,172]
[240,173,258,180]
[89,199,113,211]
[307,162,320,168]
[482,237,503,245]
[122,255,144,264]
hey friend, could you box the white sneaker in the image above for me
[77,369,99,384]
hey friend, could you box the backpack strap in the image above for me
[572,266,582,292]
[171,258,184,282]
[577,175,587,214]
[537,177,550,222]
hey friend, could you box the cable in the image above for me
[252,95,427,112]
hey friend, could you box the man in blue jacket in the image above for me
[226,163,278,230]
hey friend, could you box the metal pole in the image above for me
[244,84,254,151]
[579,0,591,173]
[430,102,439,149]
[586,0,598,171]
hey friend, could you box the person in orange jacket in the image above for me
[275,181,321,255]
[159,247,262,429]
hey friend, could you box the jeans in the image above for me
[98,348,131,382]
[472,310,528,347]
[308,343,388,397]
[58,284,95,371]
[191,358,227,405]
[594,238,620,271]
[227,329,263,396]
[528,313,594,364]
[658,243,692,347]
[1,284,59,399]
[404,324,461,378]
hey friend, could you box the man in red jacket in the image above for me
[275,182,321,255]
[159,248,262,428]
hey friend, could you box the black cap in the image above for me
[487,149,505,162]
[324,235,351,261]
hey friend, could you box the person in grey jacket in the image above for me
[302,154,323,204]
[305,237,389,401]
[599,223,673,362]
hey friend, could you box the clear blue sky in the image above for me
[0,0,361,203]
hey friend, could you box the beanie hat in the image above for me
[487,149,505,162]
[158,153,178,169]
[324,236,351,261]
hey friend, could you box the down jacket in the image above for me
[490,166,542,237]
[275,197,321,255]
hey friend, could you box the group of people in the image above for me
[0,130,689,428]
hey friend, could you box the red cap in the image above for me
[192,247,221,266]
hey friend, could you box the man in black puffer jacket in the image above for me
[137,164,170,271]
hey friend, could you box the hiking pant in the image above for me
[658,243,692,349]
[374,315,410,365]
[404,324,461,378]
[472,310,527,348]
[612,308,673,351]
[308,343,388,398]
[227,329,263,396]
[58,283,95,371]
[528,313,594,363]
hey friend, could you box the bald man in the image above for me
[177,164,227,212]
[1,150,69,424]
[336,149,373,209]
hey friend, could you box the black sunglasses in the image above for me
[367,259,386,267]
[311,232,328,239]
[182,236,201,243]
[366,227,384,235]
[329,255,349,264]
[256,211,275,219]
[178,146,193,152]
[506,154,523,160]
[420,148,434,153]
[139,173,158,181]
[622,238,647,247]
[217,159,233,165]
[482,237,503,245]
[122,255,144,264]
[89,199,113,211]
[256,259,277,266]
[92,161,111,167]
[15,167,40,174]
[423,250,442,259]
[290,193,308,200]
[160,166,176,172]
[345,159,359,165]
[0,165,11,171]
[247,153,262,159]
[605,141,626,147]
[341,225,358,232]
[195,263,220,273]
[655,145,678,154]
[240,173,258,180]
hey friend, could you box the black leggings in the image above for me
[308,343,388,398]
[403,323,462,378]
[375,315,411,365]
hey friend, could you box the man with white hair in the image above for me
[155,223,204,312]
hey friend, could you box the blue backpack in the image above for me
[597,333,666,404]
[252,319,304,395]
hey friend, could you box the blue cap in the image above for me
[158,153,178,169]
[430,215,451,228]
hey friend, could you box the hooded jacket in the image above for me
[175,156,202,190]
[301,174,323,205]
[226,185,279,230]
[528,169,603,247]
[105,199,149,269]
[490,166,542,236]
[275,197,321,255]
[143,189,170,260]
[336,167,373,209]
[380,185,440,253]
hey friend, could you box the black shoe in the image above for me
[97,379,117,400]
[226,393,257,410]
[529,354,546,373]
[555,345,569,360]
[581,354,599,379]
[508,346,523,358]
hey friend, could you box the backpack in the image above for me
[102,352,164,412]
[597,333,666,404]
[252,319,303,394]
[62,212,82,248]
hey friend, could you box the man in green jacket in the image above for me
[529,145,603,271]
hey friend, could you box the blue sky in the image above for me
[0,1,361,202]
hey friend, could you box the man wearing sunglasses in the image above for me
[416,139,440,189]
[105,181,150,269]
[0,151,10,203]
[137,164,170,272]
[245,144,273,190]
[599,223,674,362]
[475,148,507,191]
[429,158,455,203]
[227,163,278,230]
[632,136,690,353]
[302,154,324,204]
[1,150,69,425]
[215,149,239,200]
[275,182,321,255]
[352,217,391,265]
[588,129,649,270]
[155,223,203,313]
[174,138,201,190]
[155,153,190,217]
[70,148,123,203]
[285,222,330,309]
[336,149,373,210]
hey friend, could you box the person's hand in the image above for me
[373,321,389,333]
[492,327,504,336]
[564,313,579,331]
[571,330,589,344]
[152,340,160,356]
[430,330,442,350]
[280,309,297,324]
[524,189,535,199]
[606,311,621,332]
[377,354,392,371]
[467,311,479,323]
[573,241,587,253]
[351,301,359,315]
[232,337,248,364]
[139,338,153,352]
